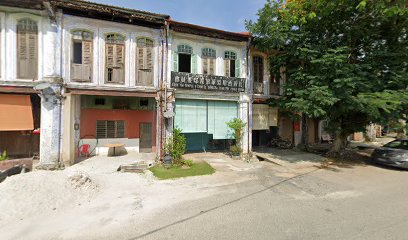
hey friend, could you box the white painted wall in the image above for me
[62,15,163,90]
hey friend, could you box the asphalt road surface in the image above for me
[130,163,408,240]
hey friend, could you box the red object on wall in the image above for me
[80,109,156,148]
[294,121,301,132]
[32,128,40,135]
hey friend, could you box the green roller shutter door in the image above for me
[207,101,238,139]
[174,99,207,133]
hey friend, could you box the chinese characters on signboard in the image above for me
[171,72,246,92]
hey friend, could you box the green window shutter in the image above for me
[207,101,238,139]
[174,99,207,133]
[191,54,198,74]
[235,58,241,78]
[172,51,178,72]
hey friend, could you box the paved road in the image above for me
[129,163,408,240]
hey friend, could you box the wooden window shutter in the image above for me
[224,59,230,77]
[106,44,114,68]
[17,20,38,79]
[235,58,240,78]
[172,51,178,72]
[202,57,208,75]
[209,58,215,75]
[191,54,197,74]
[82,41,92,81]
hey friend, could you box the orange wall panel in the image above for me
[80,108,156,147]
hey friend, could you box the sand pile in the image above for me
[0,170,98,224]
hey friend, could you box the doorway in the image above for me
[139,122,152,153]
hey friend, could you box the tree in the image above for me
[247,0,408,153]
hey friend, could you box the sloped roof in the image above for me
[1,0,169,28]
[169,19,251,42]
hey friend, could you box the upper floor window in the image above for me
[71,30,93,82]
[17,18,38,79]
[224,51,237,77]
[136,37,153,86]
[105,33,125,84]
[176,44,193,73]
[253,56,264,83]
[202,48,216,75]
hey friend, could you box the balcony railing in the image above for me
[171,71,245,92]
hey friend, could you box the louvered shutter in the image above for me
[202,58,208,75]
[172,51,178,72]
[17,29,37,79]
[136,46,153,86]
[145,47,153,85]
[106,44,114,68]
[82,41,92,81]
[209,58,215,75]
[235,58,240,78]
[224,59,230,77]
[113,44,125,83]
[191,54,197,74]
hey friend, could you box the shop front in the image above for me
[0,93,40,158]
[175,98,238,151]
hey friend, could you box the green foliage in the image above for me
[149,161,215,180]
[181,159,194,167]
[247,0,408,151]
[226,118,246,155]
[164,127,186,164]
[0,150,8,161]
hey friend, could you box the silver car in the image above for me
[371,139,408,169]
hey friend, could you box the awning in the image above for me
[67,88,156,98]
[252,104,278,130]
[0,94,34,131]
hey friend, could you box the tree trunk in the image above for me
[301,114,309,150]
[331,133,347,153]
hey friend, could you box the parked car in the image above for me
[371,139,408,169]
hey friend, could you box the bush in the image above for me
[226,118,246,157]
[182,159,194,167]
[0,150,8,161]
[164,127,186,165]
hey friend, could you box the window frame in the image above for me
[0,12,5,80]
[104,33,126,84]
[224,51,237,77]
[135,37,154,86]
[202,47,216,75]
[70,29,94,82]
[253,55,264,83]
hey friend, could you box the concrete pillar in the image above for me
[37,83,63,169]
[61,94,80,166]
[239,93,251,154]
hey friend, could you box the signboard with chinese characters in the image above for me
[171,72,246,92]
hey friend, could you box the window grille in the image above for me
[96,120,125,139]
[177,44,193,54]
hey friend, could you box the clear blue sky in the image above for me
[91,0,265,32]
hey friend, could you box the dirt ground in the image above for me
[0,152,270,240]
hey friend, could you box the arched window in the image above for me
[71,30,93,82]
[224,51,237,77]
[17,18,38,79]
[202,48,216,75]
[175,44,193,73]
[136,37,154,86]
[105,33,125,83]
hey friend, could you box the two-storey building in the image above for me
[167,20,251,153]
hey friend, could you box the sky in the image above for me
[91,0,265,32]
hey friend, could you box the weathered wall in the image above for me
[80,108,155,142]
